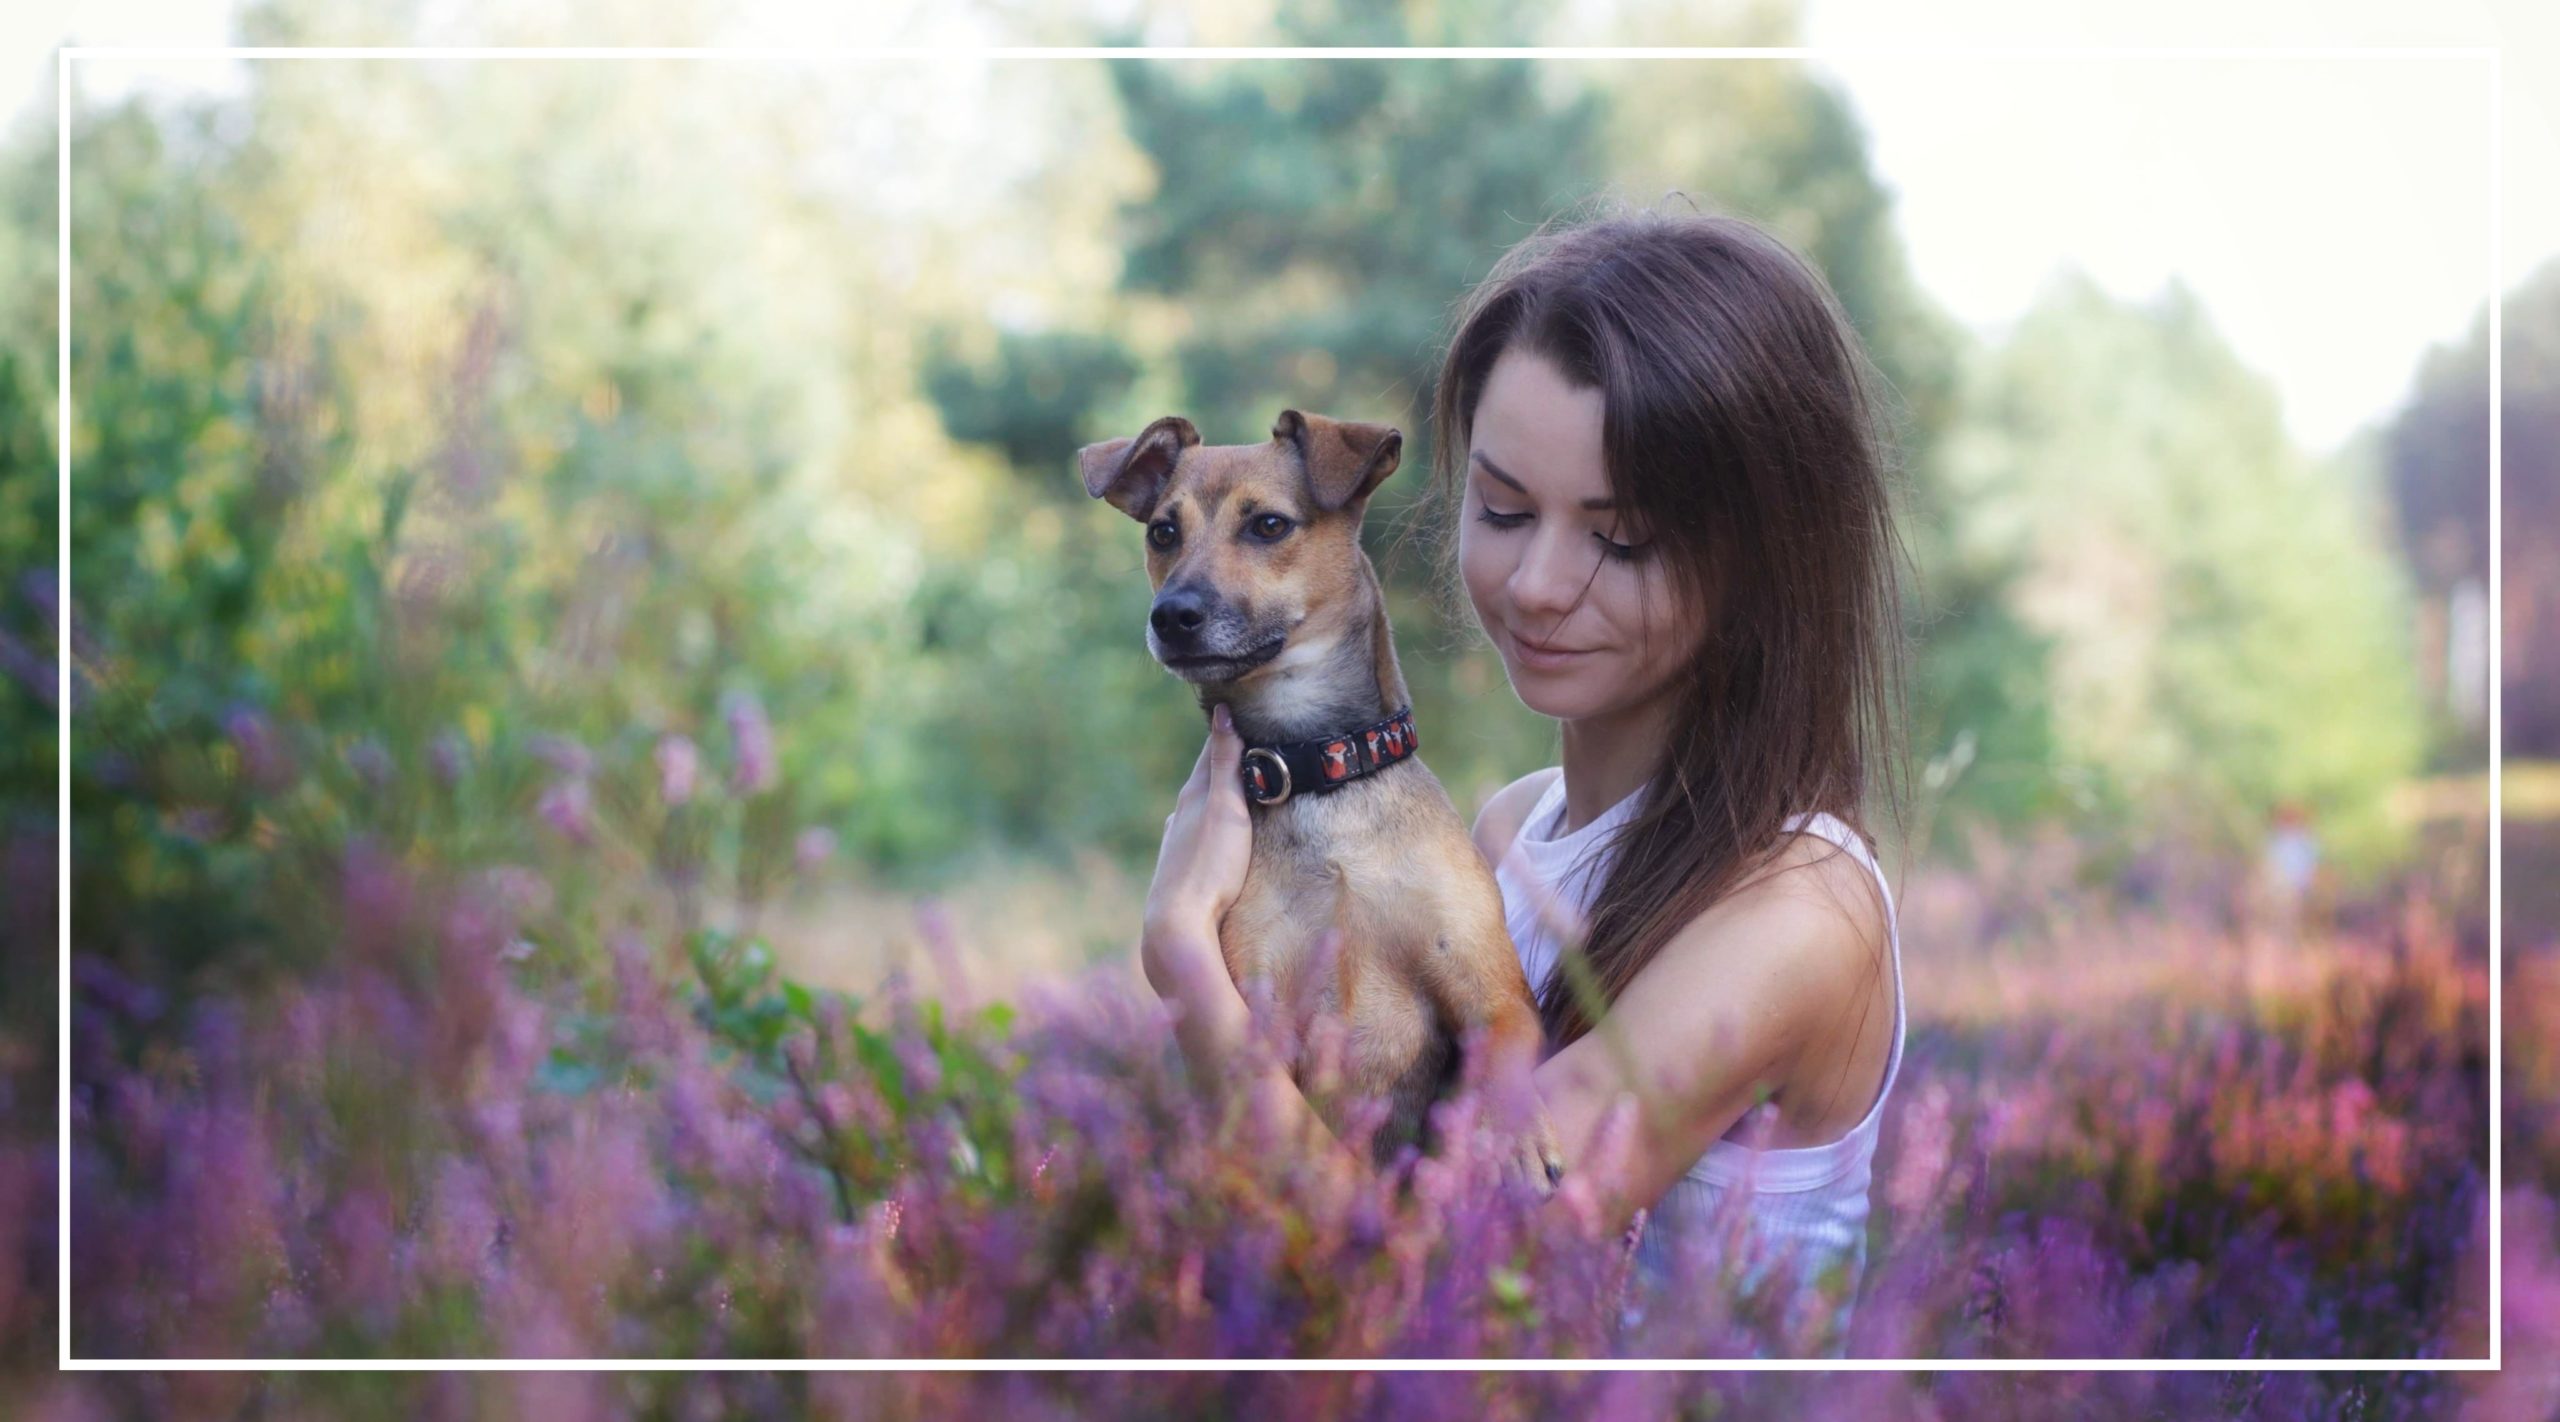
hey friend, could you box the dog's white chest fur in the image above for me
[1251,630,1350,728]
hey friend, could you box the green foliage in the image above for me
[0,99,54,833]
[1105,51,1611,449]
[1935,276,2426,874]
[45,53,930,982]
[921,325,1141,477]
[688,925,1023,1216]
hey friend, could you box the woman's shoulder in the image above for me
[1657,827,1894,1115]
[1702,826,1890,962]
[1632,828,1891,1046]
[1469,766,1564,867]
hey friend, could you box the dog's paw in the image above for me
[1499,1113,1566,1198]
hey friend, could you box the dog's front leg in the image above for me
[1414,936,1566,1195]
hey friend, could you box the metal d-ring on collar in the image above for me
[1240,747,1292,805]
[1237,705,1419,808]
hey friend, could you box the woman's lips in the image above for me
[1509,629,1593,669]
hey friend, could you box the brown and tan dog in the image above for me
[1079,409,1561,1186]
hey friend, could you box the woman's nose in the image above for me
[1508,524,1591,619]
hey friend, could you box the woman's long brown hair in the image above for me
[1422,200,1912,1054]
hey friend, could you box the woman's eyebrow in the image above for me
[1472,449,1615,510]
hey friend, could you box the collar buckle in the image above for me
[1242,746,1293,806]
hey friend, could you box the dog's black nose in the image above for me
[1150,586,1210,646]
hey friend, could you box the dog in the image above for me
[1079,408,1562,1188]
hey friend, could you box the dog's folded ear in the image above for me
[1077,415,1199,521]
[1274,409,1403,514]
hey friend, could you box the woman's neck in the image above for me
[1555,689,1674,835]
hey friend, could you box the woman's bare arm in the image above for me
[1526,837,1888,1231]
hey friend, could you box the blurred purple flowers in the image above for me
[722,690,775,796]
[526,733,593,780]
[655,734,699,808]
[794,826,837,875]
[23,688,2539,1416]
[222,704,297,794]
[429,728,472,787]
[49,836,2524,1384]
[535,778,593,846]
[344,737,395,792]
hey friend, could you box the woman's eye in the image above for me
[1147,520,1178,550]
[1250,513,1293,541]
[1596,532,1650,563]
[1475,508,1530,529]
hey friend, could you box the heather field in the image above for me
[0,738,2547,1415]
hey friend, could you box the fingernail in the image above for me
[1214,704,1231,731]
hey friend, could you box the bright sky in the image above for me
[8,0,2554,454]
[1802,0,2557,451]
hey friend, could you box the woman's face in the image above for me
[1458,343,1709,725]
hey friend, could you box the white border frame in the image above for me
[52,43,2506,1372]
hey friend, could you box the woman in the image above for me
[1137,205,1909,1342]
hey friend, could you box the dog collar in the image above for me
[1238,705,1419,807]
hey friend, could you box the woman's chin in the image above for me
[1502,670,1601,722]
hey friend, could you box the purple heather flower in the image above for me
[475,864,554,922]
[654,733,699,807]
[324,1187,400,1325]
[20,566,56,625]
[536,778,593,845]
[526,733,593,779]
[223,703,296,793]
[0,629,53,709]
[428,728,471,786]
[165,804,226,842]
[721,689,775,795]
[344,737,394,791]
[72,954,165,1023]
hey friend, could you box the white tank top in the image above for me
[1491,771,1905,1345]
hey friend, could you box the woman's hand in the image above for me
[1139,703,1254,1003]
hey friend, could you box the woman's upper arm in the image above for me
[1529,847,1876,1222]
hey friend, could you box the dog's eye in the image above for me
[1249,513,1293,541]
[1147,520,1179,550]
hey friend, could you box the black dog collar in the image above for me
[1238,705,1419,807]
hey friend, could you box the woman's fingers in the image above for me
[1180,704,1239,804]
[1185,734,1212,791]
[1206,703,1242,807]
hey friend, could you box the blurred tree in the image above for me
[51,9,987,975]
[55,101,310,973]
[1946,274,2426,873]
[0,107,55,837]
[920,326,1140,479]
[2383,258,2559,759]
[1104,45,1610,459]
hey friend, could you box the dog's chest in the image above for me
[1244,784,1416,893]
[1224,775,1454,990]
